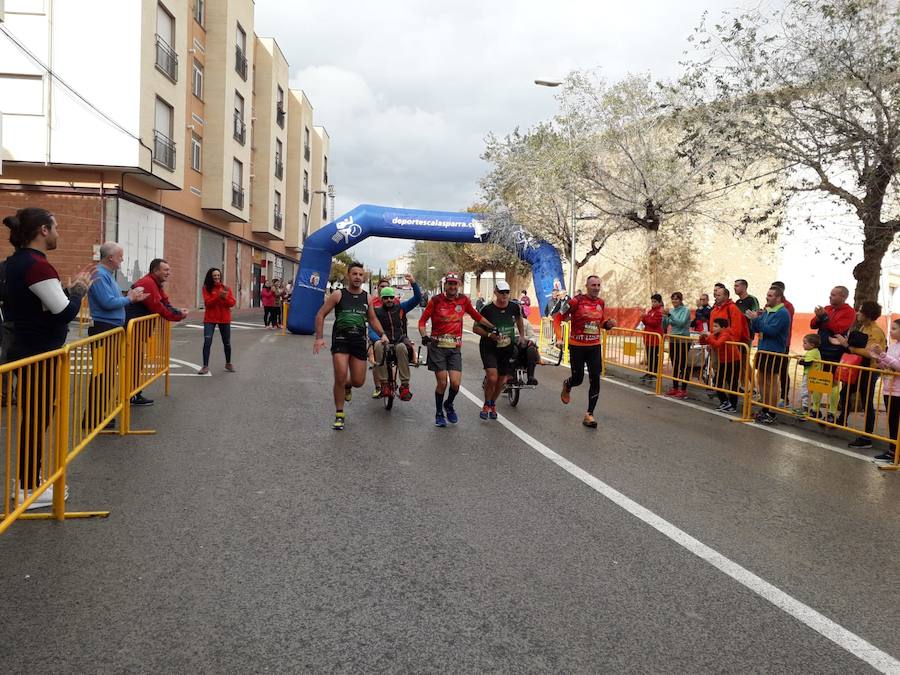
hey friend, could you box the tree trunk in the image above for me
[852,229,893,307]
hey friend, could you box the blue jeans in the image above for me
[203,323,232,367]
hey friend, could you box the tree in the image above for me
[481,72,774,290]
[329,251,355,284]
[676,0,900,305]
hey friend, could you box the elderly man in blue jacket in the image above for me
[88,242,148,335]
[746,285,791,425]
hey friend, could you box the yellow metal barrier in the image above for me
[658,333,753,418]
[2,317,172,534]
[538,317,570,366]
[120,315,171,436]
[604,328,665,394]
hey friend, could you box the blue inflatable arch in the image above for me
[287,204,566,334]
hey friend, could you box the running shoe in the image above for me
[561,380,571,405]
[874,452,895,463]
[582,413,598,428]
[526,377,539,386]
[721,403,738,413]
[380,383,392,399]
[197,366,209,375]
[333,412,345,430]
[848,437,873,449]
[674,389,688,399]
[435,413,447,428]
[665,388,679,397]
[371,387,382,399]
[715,401,729,411]
[488,404,498,420]
[444,403,459,424]
[399,384,412,401]
[225,363,236,372]
[480,404,490,420]
[344,386,353,402]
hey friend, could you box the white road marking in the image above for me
[183,323,260,330]
[457,384,900,674]
[169,357,209,376]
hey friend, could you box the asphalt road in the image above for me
[2,309,900,674]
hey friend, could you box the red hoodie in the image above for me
[130,273,185,323]
[202,283,236,324]
[704,299,748,361]
[640,306,664,347]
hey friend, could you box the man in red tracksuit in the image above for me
[125,258,188,405]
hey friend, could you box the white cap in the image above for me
[495,280,511,291]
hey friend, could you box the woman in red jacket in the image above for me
[200,268,236,374]
[640,293,665,383]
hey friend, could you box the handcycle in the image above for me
[497,340,561,407]
[374,340,419,411]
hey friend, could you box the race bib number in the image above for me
[584,321,600,335]
[437,334,457,349]
[496,334,512,348]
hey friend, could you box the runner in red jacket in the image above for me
[553,274,616,428]
[199,267,236,374]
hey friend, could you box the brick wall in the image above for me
[0,192,102,281]
[163,214,198,310]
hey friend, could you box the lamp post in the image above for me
[535,79,577,295]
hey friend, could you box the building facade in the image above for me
[0,0,333,309]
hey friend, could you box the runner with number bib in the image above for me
[473,280,525,420]
[553,275,617,428]
[418,273,493,427]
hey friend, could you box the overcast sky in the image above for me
[253,0,747,271]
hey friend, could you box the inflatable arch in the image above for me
[287,205,566,334]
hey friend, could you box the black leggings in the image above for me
[263,306,279,327]
[203,323,232,366]
[885,395,900,455]
[837,371,879,434]
[714,361,739,407]
[567,345,602,414]
[669,341,689,390]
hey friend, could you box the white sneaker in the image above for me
[16,484,69,510]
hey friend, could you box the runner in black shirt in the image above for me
[473,281,525,420]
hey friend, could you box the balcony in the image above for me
[233,113,246,144]
[155,35,178,82]
[303,145,310,161]
[274,157,283,180]
[303,188,309,203]
[152,130,176,171]
[235,45,248,80]
[273,209,283,231]
[276,104,285,128]
[231,182,244,209]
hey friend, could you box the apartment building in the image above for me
[0,0,333,310]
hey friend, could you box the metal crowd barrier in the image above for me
[603,328,665,393]
[120,315,171,436]
[538,317,570,366]
[77,296,91,337]
[1,315,172,535]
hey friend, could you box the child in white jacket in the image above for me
[869,318,900,463]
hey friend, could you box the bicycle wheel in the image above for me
[383,364,395,411]
[506,383,520,407]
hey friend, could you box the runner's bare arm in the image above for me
[418,299,433,338]
[313,290,341,353]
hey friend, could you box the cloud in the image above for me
[256,0,747,269]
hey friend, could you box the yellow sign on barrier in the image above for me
[807,370,833,395]
[623,341,638,357]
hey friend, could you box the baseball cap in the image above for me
[380,287,396,298]
[444,273,460,283]
[495,280,511,292]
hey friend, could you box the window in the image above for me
[274,138,283,179]
[155,3,178,82]
[233,91,245,144]
[302,213,309,241]
[232,159,244,208]
[276,86,285,128]
[323,155,328,185]
[192,59,203,99]
[193,0,204,26]
[304,126,311,160]
[190,133,202,172]
[235,24,247,80]
[0,75,43,115]
[274,191,282,230]
[303,170,309,203]
[153,96,175,170]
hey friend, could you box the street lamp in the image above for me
[535,78,577,295]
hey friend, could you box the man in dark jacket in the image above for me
[369,274,421,401]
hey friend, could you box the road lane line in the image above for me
[457,384,900,673]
